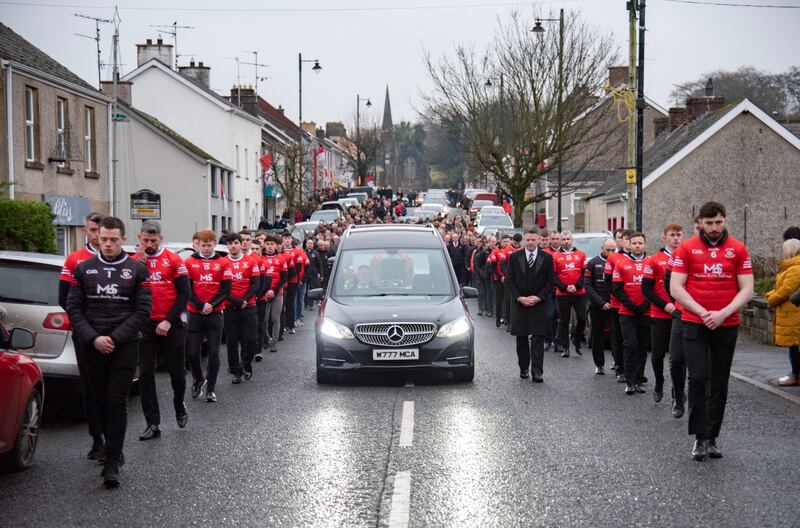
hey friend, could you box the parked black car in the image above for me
[309,224,477,383]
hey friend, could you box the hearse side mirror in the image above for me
[461,286,479,299]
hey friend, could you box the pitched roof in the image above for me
[258,97,303,138]
[643,99,800,189]
[120,101,224,165]
[121,59,262,125]
[586,170,626,199]
[783,122,800,140]
[0,22,97,92]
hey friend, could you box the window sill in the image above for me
[56,166,75,176]
[25,160,45,171]
[211,193,219,198]
[84,171,100,179]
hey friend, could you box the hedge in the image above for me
[0,199,57,253]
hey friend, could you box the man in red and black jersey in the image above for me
[612,232,650,394]
[553,231,588,357]
[185,229,232,403]
[486,235,510,327]
[642,224,683,404]
[132,221,191,441]
[222,231,261,383]
[58,211,105,460]
[280,232,300,336]
[542,230,562,351]
[670,202,753,461]
[292,238,311,327]
[605,228,631,382]
[584,238,617,374]
[261,235,288,353]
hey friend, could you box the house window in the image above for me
[55,227,69,256]
[221,216,226,231]
[24,87,38,161]
[227,172,232,200]
[212,215,218,232]
[572,193,587,215]
[210,167,217,195]
[244,148,249,179]
[84,106,95,172]
[235,145,240,177]
[56,97,68,167]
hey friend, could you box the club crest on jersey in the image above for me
[725,248,735,258]
[121,269,133,279]
[162,259,169,267]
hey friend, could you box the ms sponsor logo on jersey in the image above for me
[199,273,214,282]
[97,283,118,296]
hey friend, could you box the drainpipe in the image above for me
[4,61,14,200]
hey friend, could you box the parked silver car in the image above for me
[0,251,78,380]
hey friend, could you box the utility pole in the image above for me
[73,13,113,88]
[626,0,638,231]
[150,21,195,69]
[111,8,121,217]
[242,50,268,96]
[635,0,646,232]
[556,8,564,233]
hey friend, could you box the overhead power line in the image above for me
[0,1,583,13]
[653,0,800,8]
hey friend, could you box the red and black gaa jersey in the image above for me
[133,247,188,321]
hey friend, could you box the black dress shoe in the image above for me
[692,439,708,461]
[672,395,685,419]
[617,374,627,383]
[139,424,161,441]
[706,439,723,459]
[625,385,635,395]
[561,350,570,358]
[639,376,648,384]
[532,374,544,383]
[102,463,121,489]
[232,376,242,384]
[87,440,104,460]
[520,368,530,379]
[495,319,501,328]
[574,346,583,356]
[654,383,663,402]
[634,384,646,393]
[176,407,188,428]
[595,366,605,375]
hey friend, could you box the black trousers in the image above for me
[224,306,258,376]
[257,300,267,351]
[650,317,673,389]
[669,316,687,400]
[589,306,611,367]
[620,313,651,386]
[493,281,505,324]
[557,295,588,351]
[139,319,186,426]
[83,340,139,465]
[683,323,738,440]
[454,266,467,286]
[282,283,298,331]
[73,335,103,443]
[186,312,223,392]
[610,308,624,371]
[516,335,545,376]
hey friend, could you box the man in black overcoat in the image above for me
[505,228,555,382]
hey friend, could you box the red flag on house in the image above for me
[258,153,273,172]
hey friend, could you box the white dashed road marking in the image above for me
[399,401,415,447]
[389,471,412,528]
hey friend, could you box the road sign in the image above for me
[626,168,637,184]
[130,189,161,219]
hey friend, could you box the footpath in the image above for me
[731,332,800,405]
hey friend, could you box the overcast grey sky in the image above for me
[3,0,799,126]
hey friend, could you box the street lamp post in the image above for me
[356,94,372,186]
[298,53,322,124]
[532,8,565,232]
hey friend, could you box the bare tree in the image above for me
[268,138,314,214]
[421,10,619,226]
[343,114,384,186]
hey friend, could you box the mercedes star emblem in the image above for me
[387,325,405,343]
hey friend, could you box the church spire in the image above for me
[382,85,393,131]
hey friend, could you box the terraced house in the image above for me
[0,23,111,255]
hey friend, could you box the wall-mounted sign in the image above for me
[130,189,161,219]
[42,194,91,226]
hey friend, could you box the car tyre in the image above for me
[453,365,475,383]
[5,388,42,471]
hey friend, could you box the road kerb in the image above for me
[730,371,800,406]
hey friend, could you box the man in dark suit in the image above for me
[505,228,555,382]
[447,232,468,286]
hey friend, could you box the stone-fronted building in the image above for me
[585,98,800,265]
[0,22,112,254]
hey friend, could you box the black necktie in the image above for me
[528,252,534,268]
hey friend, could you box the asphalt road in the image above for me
[2,301,800,527]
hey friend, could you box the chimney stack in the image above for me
[653,116,668,138]
[100,79,133,105]
[606,65,631,93]
[136,38,174,68]
[178,60,211,88]
[668,107,687,131]
[686,96,725,122]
